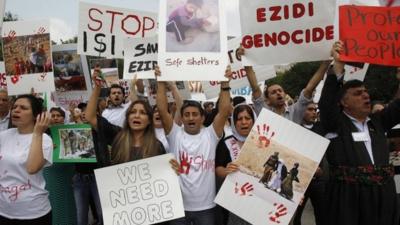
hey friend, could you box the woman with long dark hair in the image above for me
[0,95,53,225]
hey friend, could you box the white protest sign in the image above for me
[0,0,5,33]
[52,44,91,109]
[0,62,6,89]
[2,20,55,95]
[95,154,185,225]
[202,38,275,99]
[344,63,370,82]
[215,109,329,225]
[158,0,228,81]
[78,2,157,58]
[240,0,336,66]
[123,36,157,79]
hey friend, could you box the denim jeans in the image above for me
[72,173,103,225]
[169,207,215,225]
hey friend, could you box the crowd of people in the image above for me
[0,40,400,225]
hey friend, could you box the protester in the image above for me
[238,46,330,124]
[0,89,11,131]
[0,95,53,224]
[319,41,400,225]
[156,66,232,225]
[49,107,65,125]
[215,103,257,225]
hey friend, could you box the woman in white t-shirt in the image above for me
[0,95,53,225]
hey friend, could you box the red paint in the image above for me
[257,124,275,148]
[0,180,32,202]
[268,203,288,223]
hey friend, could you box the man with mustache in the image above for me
[319,41,400,225]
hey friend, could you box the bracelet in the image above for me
[221,87,231,91]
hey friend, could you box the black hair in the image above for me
[108,84,125,97]
[14,95,43,122]
[181,100,204,117]
[233,104,254,124]
[50,107,66,118]
[264,83,283,99]
[338,79,365,102]
[233,96,246,106]
[77,102,88,111]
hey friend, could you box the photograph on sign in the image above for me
[50,124,96,163]
[89,58,119,88]
[215,109,329,225]
[158,0,228,81]
[2,20,55,95]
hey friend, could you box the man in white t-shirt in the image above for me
[156,67,232,225]
[101,76,143,127]
[0,89,10,131]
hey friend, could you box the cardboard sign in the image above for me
[158,0,228,81]
[215,109,329,225]
[52,44,91,109]
[2,20,55,95]
[202,38,276,99]
[78,2,157,58]
[0,62,6,89]
[94,154,185,225]
[50,124,96,163]
[123,36,157,79]
[240,0,336,65]
[344,63,370,81]
[339,5,400,66]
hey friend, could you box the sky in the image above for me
[5,0,241,43]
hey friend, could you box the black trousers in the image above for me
[0,211,52,225]
[293,180,328,225]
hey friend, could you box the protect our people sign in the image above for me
[339,5,400,66]
[240,0,336,66]
[78,2,157,59]
[94,154,185,225]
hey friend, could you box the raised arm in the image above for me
[303,60,332,99]
[155,67,174,135]
[168,82,184,125]
[237,46,262,99]
[318,41,345,132]
[26,112,50,174]
[212,66,233,137]
[127,74,145,102]
[85,66,102,130]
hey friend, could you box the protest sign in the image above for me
[50,124,96,163]
[0,0,5,32]
[89,58,119,88]
[240,0,336,66]
[215,109,329,225]
[202,37,275,99]
[158,0,228,81]
[0,62,6,89]
[123,36,157,79]
[95,154,185,225]
[2,20,55,95]
[339,5,400,66]
[52,44,91,109]
[78,2,157,58]
[344,63,370,81]
[144,79,174,106]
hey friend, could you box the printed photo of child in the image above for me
[166,0,220,52]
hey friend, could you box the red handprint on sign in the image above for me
[11,75,21,84]
[268,203,288,224]
[179,151,192,175]
[36,27,46,34]
[234,182,254,196]
[5,30,16,41]
[257,124,275,148]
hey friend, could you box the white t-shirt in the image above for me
[0,128,53,219]
[101,101,131,127]
[155,128,170,153]
[167,123,220,211]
